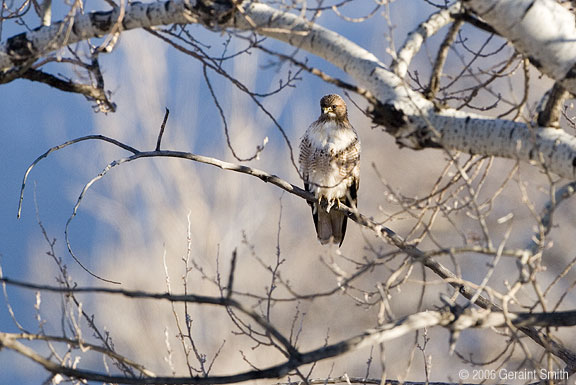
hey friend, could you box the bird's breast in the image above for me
[308,121,357,152]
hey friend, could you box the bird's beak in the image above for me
[323,106,333,115]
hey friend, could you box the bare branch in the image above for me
[155,107,170,151]
[4,1,576,180]
[537,83,570,128]
[392,2,461,78]
[20,68,116,112]
[1,276,576,384]
[425,19,463,100]
[16,133,576,373]
[6,1,576,383]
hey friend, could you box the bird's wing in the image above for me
[299,134,313,192]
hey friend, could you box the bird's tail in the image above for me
[316,208,347,246]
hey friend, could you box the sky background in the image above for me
[4,1,575,384]
[0,2,433,380]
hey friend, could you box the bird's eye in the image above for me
[332,105,338,109]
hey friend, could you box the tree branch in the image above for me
[3,1,576,180]
[392,2,461,79]
[20,68,116,112]
[17,134,576,372]
[537,83,569,128]
[2,276,576,384]
[464,0,576,95]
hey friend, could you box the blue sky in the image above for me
[0,1,435,382]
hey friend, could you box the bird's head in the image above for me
[320,94,348,121]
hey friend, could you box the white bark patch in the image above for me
[427,112,576,180]
[393,3,460,78]
[0,0,196,72]
[465,0,576,93]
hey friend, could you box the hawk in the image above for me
[299,94,361,246]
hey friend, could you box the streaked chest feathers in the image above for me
[300,120,360,207]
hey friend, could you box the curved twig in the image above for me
[18,135,139,219]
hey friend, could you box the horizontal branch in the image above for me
[0,0,235,75]
[0,331,155,376]
[4,277,576,329]
[0,275,299,361]
[2,276,575,384]
[278,377,484,385]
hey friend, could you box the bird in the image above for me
[299,94,361,246]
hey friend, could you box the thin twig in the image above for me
[0,281,575,384]
[17,134,576,371]
[156,107,170,151]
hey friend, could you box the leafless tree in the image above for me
[2,0,576,384]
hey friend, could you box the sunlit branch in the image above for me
[464,0,576,95]
[0,331,155,376]
[392,2,461,78]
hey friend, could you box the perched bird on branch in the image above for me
[299,94,361,246]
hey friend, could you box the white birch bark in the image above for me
[234,4,576,180]
[464,0,576,94]
[0,0,197,72]
[2,1,576,180]
[391,2,461,78]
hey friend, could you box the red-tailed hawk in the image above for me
[299,94,361,246]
